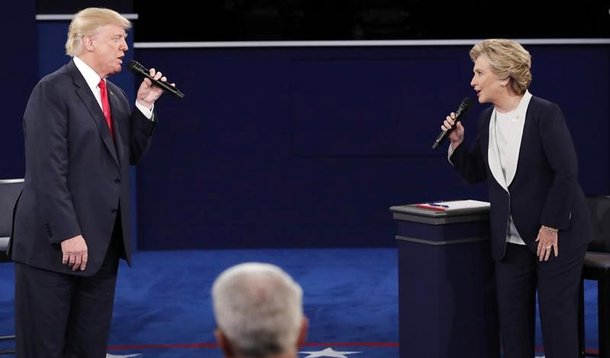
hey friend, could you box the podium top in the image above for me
[390,199,490,225]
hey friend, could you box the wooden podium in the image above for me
[390,200,500,358]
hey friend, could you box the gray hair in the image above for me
[65,7,131,57]
[212,262,304,358]
[470,38,532,95]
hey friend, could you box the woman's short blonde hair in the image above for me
[470,39,532,95]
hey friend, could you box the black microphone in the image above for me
[431,97,472,149]
[127,60,185,99]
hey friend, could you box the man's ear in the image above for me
[215,328,235,357]
[297,316,309,347]
[82,34,95,52]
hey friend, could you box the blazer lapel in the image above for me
[487,110,509,191]
[69,63,119,167]
[479,108,509,191]
[107,85,124,165]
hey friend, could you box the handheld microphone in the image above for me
[431,97,472,149]
[127,60,185,99]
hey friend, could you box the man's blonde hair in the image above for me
[65,7,131,57]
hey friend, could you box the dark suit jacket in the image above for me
[450,96,592,260]
[9,59,156,275]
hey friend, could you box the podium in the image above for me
[390,201,500,358]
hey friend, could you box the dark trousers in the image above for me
[495,242,587,358]
[14,233,122,358]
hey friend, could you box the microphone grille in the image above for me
[456,97,472,116]
[460,97,472,109]
[127,60,142,72]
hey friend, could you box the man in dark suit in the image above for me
[8,7,175,357]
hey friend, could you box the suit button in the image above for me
[111,209,118,213]
[114,178,121,183]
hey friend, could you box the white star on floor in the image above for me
[299,347,362,357]
[106,354,142,358]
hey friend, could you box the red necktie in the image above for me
[98,79,113,137]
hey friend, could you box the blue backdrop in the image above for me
[134,44,610,250]
[0,1,37,179]
[5,2,610,250]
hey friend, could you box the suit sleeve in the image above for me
[538,104,579,229]
[23,79,81,244]
[128,109,156,164]
[449,114,489,184]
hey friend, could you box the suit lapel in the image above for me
[69,62,119,167]
[479,108,509,190]
[107,84,125,165]
[488,110,509,190]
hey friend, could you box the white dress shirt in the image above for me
[488,91,532,245]
[73,56,154,119]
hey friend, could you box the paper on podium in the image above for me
[391,199,490,218]
[415,199,490,212]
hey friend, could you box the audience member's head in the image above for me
[212,262,308,358]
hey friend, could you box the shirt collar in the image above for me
[73,56,104,92]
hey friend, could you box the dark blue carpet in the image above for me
[0,248,600,357]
